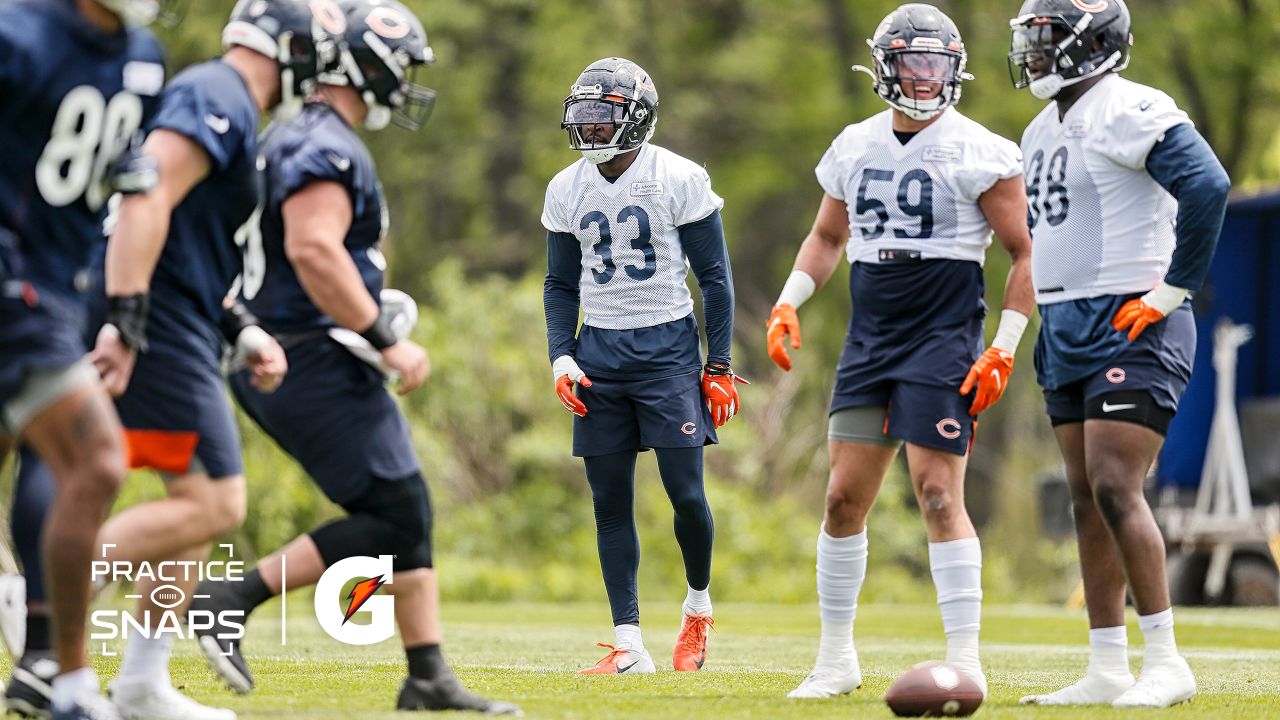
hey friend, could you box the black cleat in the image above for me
[4,649,57,718]
[396,674,522,715]
[188,581,254,694]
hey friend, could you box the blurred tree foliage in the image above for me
[13,0,1274,604]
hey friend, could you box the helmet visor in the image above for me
[890,52,957,101]
[563,99,631,150]
[895,52,957,80]
[563,99,628,125]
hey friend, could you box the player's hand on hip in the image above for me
[766,303,801,371]
[552,355,591,417]
[702,362,749,427]
[960,347,1015,416]
[240,327,288,394]
[1111,283,1188,341]
[88,324,136,397]
[381,339,429,395]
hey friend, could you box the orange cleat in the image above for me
[578,643,656,675]
[672,615,714,671]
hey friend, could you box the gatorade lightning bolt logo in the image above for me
[343,575,386,624]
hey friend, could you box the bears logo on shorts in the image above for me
[1107,367,1126,384]
[936,418,962,440]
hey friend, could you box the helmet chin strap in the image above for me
[364,98,392,131]
[580,144,641,165]
[1030,50,1122,100]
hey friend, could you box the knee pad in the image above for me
[311,472,433,572]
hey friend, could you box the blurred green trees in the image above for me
[13,0,1277,604]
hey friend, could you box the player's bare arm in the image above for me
[92,130,211,395]
[767,193,850,371]
[959,175,1034,415]
[282,181,428,394]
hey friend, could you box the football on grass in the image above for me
[884,661,984,717]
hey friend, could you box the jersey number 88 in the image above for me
[36,85,144,211]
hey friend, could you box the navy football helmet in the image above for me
[1008,0,1132,99]
[221,0,338,120]
[562,57,658,164]
[326,0,436,131]
[854,4,972,120]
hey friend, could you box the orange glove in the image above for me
[766,303,801,371]
[702,364,749,427]
[552,355,591,417]
[1111,299,1166,341]
[1112,283,1188,341]
[960,347,1015,416]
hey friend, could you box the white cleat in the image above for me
[1020,671,1136,705]
[787,660,862,699]
[110,679,236,720]
[948,660,988,699]
[1112,656,1196,708]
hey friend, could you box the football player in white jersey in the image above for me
[542,57,744,675]
[768,4,1034,700]
[1008,0,1229,709]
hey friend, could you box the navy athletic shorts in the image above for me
[829,258,985,455]
[230,335,419,505]
[572,370,717,458]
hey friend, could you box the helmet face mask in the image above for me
[1007,0,1132,99]
[857,4,970,121]
[562,58,658,165]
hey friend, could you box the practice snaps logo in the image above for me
[314,555,396,645]
[90,543,245,655]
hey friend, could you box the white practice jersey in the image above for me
[816,108,1022,267]
[541,143,724,330]
[1021,74,1191,304]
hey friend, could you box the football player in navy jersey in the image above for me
[0,1,164,718]
[187,1,519,714]
[35,0,334,717]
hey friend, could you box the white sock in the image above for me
[1138,608,1178,664]
[815,526,867,667]
[116,631,175,683]
[683,585,712,617]
[1087,625,1131,677]
[614,623,644,652]
[51,667,98,713]
[929,537,983,669]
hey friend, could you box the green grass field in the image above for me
[7,601,1279,719]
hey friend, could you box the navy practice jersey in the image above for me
[246,102,387,334]
[0,0,165,301]
[141,60,261,364]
